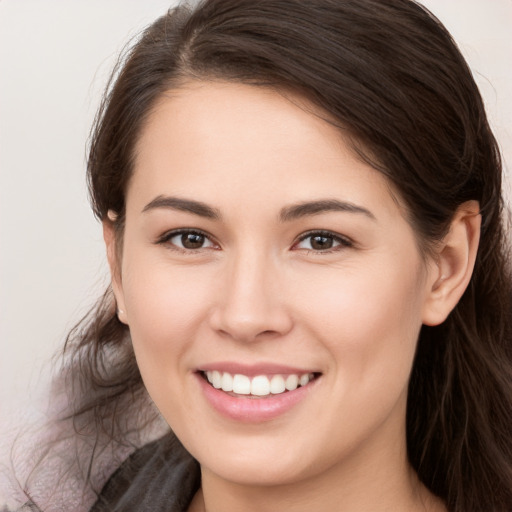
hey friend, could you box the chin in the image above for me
[182,429,323,487]
[205,456,309,487]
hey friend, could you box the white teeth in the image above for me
[212,370,222,389]
[299,373,310,387]
[269,375,286,394]
[251,375,271,396]
[204,371,316,396]
[221,372,233,392]
[232,374,251,395]
[285,374,299,391]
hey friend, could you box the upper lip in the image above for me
[197,361,320,377]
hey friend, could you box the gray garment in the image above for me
[90,435,200,512]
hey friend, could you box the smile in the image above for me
[203,370,316,397]
[197,364,321,421]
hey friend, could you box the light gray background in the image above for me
[1,1,511,432]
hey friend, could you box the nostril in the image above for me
[259,329,279,337]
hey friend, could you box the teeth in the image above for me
[285,374,299,391]
[204,371,315,396]
[251,375,270,396]
[299,374,310,387]
[232,374,251,394]
[221,372,233,392]
[212,370,222,389]
[269,375,286,394]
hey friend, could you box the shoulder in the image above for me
[90,434,200,512]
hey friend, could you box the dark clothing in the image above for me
[90,435,200,512]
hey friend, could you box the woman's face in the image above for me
[111,82,438,486]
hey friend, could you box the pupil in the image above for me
[182,233,204,249]
[311,235,333,250]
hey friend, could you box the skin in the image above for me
[104,81,480,512]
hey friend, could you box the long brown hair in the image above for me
[23,1,512,510]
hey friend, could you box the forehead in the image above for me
[136,81,346,163]
[128,81,401,221]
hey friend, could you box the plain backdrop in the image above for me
[0,1,511,435]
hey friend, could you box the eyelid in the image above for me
[155,228,219,250]
[292,230,354,252]
[155,228,352,253]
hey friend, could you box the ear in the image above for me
[422,200,481,326]
[103,211,128,324]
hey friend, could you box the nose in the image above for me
[208,249,293,343]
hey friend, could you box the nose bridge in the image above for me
[211,244,292,341]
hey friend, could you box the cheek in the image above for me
[293,259,426,454]
[302,257,425,378]
[119,257,220,424]
[120,251,217,374]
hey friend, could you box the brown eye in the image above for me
[294,231,352,252]
[181,232,206,249]
[159,230,216,250]
[310,235,334,250]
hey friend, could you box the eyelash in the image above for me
[155,229,353,254]
[156,229,219,253]
[293,230,354,254]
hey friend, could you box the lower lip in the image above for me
[196,374,317,423]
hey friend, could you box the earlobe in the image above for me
[103,212,128,325]
[422,200,481,326]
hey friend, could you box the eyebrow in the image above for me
[142,195,375,223]
[142,195,221,220]
[279,199,376,222]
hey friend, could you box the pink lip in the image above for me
[198,361,318,377]
[195,371,319,423]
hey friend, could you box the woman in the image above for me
[10,0,512,510]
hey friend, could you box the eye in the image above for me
[157,229,217,251]
[293,231,353,252]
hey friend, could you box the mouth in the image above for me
[199,370,321,398]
